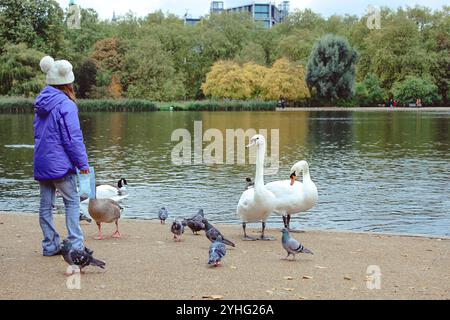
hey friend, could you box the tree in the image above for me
[0,43,46,97]
[393,76,439,105]
[235,42,266,65]
[122,37,185,101]
[262,58,310,101]
[91,38,125,72]
[306,34,358,100]
[74,58,97,98]
[0,0,65,56]
[242,62,268,99]
[109,73,122,99]
[201,60,251,99]
[356,73,387,106]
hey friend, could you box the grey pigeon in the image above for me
[245,177,254,190]
[202,218,235,247]
[281,228,313,260]
[182,209,206,235]
[79,212,92,223]
[61,240,105,274]
[171,220,184,242]
[208,236,227,267]
[158,207,169,224]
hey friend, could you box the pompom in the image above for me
[40,56,55,74]
[56,60,73,76]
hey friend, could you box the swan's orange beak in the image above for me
[290,173,296,186]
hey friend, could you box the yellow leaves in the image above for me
[263,58,311,101]
[202,58,310,101]
[201,60,252,100]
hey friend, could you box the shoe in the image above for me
[85,247,94,255]
[43,249,62,257]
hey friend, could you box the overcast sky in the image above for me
[56,0,448,19]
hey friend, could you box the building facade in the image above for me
[210,1,290,29]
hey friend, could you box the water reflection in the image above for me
[0,111,449,237]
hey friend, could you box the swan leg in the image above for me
[287,215,306,233]
[112,220,122,238]
[94,223,104,240]
[258,222,275,241]
[242,223,256,241]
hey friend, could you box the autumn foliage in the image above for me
[202,58,310,101]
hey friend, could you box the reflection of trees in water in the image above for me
[351,112,449,159]
[306,111,354,150]
[0,115,35,177]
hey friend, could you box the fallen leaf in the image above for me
[350,287,357,291]
[302,276,313,280]
[298,296,308,300]
[266,290,274,295]
[426,249,433,252]
[284,276,294,280]
[193,257,199,260]
[230,266,237,269]
[283,288,294,291]
[344,276,352,281]
[315,265,327,269]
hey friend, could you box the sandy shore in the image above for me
[0,212,449,300]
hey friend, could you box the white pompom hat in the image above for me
[39,56,75,85]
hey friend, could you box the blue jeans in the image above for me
[39,173,84,256]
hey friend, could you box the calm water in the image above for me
[0,111,449,237]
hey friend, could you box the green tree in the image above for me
[74,58,97,98]
[0,43,46,97]
[393,76,439,105]
[0,0,64,55]
[306,34,358,100]
[122,38,185,101]
[356,73,387,106]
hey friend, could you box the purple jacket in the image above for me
[33,86,89,181]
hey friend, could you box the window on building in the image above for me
[254,4,270,19]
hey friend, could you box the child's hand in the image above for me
[79,169,90,174]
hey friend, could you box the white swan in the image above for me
[81,178,128,204]
[265,161,318,231]
[236,135,277,241]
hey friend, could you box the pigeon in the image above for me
[245,177,254,190]
[158,207,168,224]
[182,209,206,235]
[171,220,184,242]
[202,218,235,247]
[79,212,92,223]
[208,236,227,267]
[281,228,313,260]
[61,240,105,275]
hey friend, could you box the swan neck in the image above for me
[254,143,266,188]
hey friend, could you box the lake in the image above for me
[0,110,449,237]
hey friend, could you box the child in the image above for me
[34,56,90,256]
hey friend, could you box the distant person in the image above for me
[278,96,286,109]
[34,56,90,257]
[416,98,422,108]
[393,100,397,108]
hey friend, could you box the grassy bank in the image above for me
[0,97,277,113]
[158,100,277,111]
[0,97,157,113]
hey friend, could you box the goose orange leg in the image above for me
[94,222,104,240]
[112,220,121,238]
